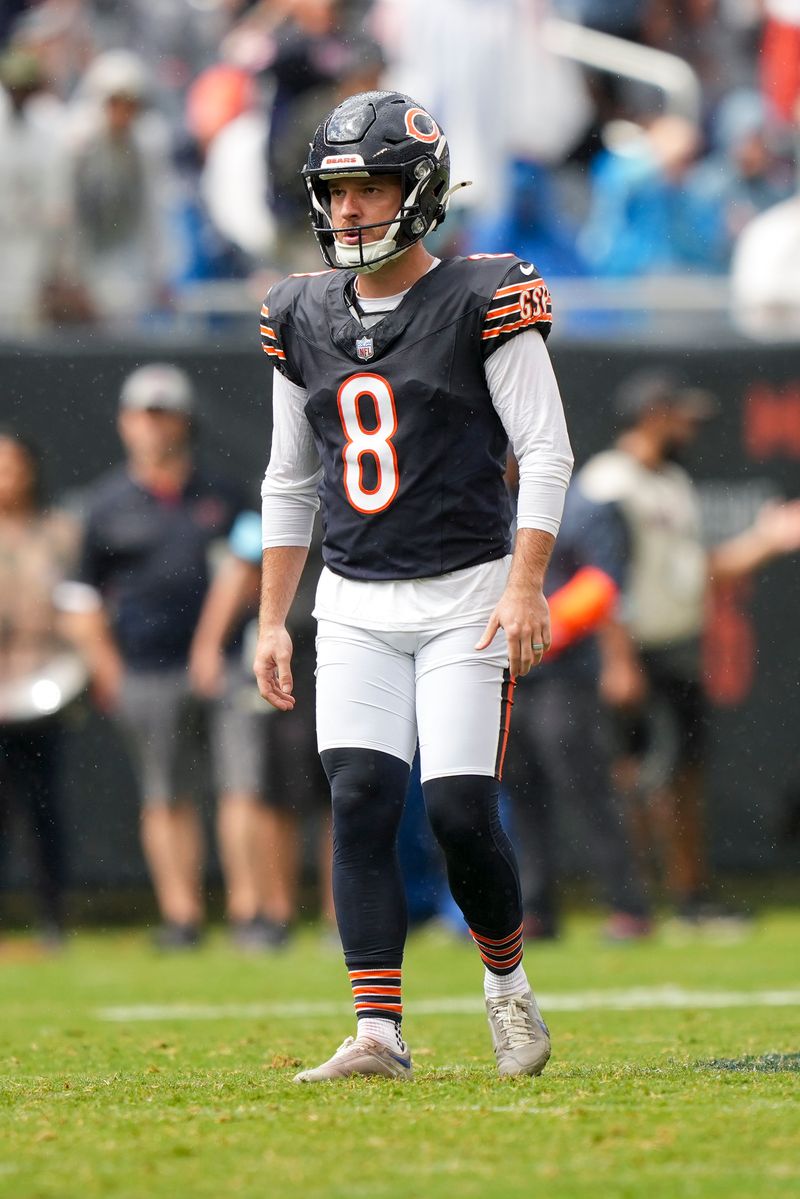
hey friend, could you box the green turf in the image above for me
[2,912,799,1199]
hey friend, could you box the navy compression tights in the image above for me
[320,748,523,969]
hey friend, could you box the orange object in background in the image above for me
[185,64,257,149]
[547,565,619,656]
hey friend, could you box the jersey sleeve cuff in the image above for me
[261,493,316,549]
[516,473,571,537]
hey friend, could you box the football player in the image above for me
[254,91,573,1081]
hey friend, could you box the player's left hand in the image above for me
[475,587,551,678]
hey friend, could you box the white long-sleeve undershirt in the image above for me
[261,322,573,551]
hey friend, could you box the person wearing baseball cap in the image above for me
[63,364,275,950]
[118,363,195,414]
[613,369,719,429]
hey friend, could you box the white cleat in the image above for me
[486,989,551,1077]
[293,1036,413,1083]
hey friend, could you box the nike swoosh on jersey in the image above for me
[520,263,535,275]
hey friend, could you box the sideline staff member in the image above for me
[66,365,264,948]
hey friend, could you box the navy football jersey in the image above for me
[260,254,553,581]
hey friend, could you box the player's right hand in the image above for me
[253,625,295,711]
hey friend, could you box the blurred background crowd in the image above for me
[1,0,800,336]
[2,0,800,951]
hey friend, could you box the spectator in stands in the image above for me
[8,0,95,102]
[682,89,793,272]
[189,513,334,945]
[579,115,705,276]
[0,48,75,333]
[66,50,175,326]
[262,1,385,272]
[581,370,800,922]
[503,471,652,941]
[171,61,264,296]
[85,0,262,128]
[375,0,592,230]
[63,364,269,950]
[188,62,275,270]
[0,428,84,946]
[466,160,587,276]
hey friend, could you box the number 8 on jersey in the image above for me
[336,373,400,514]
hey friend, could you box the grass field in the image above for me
[1,911,799,1199]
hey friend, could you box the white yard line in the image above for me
[96,986,800,1023]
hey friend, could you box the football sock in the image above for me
[469,921,524,971]
[349,967,405,1051]
[356,1017,407,1053]
[483,963,530,999]
[470,922,529,997]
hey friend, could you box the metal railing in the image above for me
[542,17,703,123]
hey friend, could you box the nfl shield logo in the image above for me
[356,335,374,361]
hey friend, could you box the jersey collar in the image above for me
[325,260,448,363]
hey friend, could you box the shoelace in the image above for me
[491,998,538,1049]
[334,1036,400,1059]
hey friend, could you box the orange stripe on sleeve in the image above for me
[491,280,543,301]
[481,313,551,340]
[484,302,522,321]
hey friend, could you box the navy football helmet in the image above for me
[302,90,452,273]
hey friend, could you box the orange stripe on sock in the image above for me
[352,987,402,996]
[470,922,523,948]
[479,947,524,971]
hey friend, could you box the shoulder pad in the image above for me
[476,255,553,356]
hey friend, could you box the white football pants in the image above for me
[315,620,512,782]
